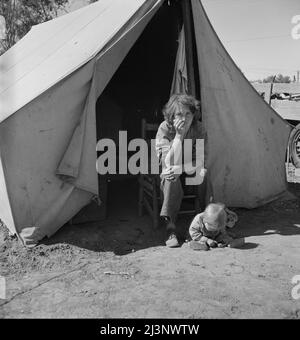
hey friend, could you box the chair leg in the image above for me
[195,197,201,214]
[197,176,208,212]
[152,178,159,229]
[153,216,159,229]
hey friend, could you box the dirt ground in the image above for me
[1,179,300,319]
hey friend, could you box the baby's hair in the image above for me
[203,203,226,228]
[204,202,225,214]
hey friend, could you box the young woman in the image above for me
[155,94,206,247]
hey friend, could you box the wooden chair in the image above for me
[138,118,203,229]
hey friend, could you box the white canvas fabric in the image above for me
[0,0,292,246]
[0,0,162,245]
[191,0,292,207]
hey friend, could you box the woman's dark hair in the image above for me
[162,94,201,126]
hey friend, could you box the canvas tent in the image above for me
[0,0,292,246]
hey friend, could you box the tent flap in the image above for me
[0,0,163,246]
[192,0,292,208]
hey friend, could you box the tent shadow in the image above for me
[41,182,300,255]
[41,216,168,256]
[228,202,300,239]
[41,203,300,255]
[41,178,168,254]
[231,222,300,238]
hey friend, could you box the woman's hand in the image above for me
[163,165,182,181]
[173,118,187,138]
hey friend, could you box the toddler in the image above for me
[188,203,244,251]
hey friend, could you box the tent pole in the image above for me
[181,0,196,97]
[182,0,207,206]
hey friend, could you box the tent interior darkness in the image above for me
[73,1,191,223]
[97,1,182,140]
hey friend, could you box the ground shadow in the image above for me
[41,180,300,255]
[42,178,168,255]
[228,190,300,239]
[233,242,259,250]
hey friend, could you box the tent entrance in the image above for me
[93,1,183,220]
[71,0,201,224]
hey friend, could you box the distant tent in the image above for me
[0,0,292,246]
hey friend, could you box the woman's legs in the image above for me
[160,175,184,223]
[160,175,183,247]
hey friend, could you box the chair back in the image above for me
[141,118,159,141]
[141,118,159,161]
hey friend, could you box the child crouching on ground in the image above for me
[188,203,244,251]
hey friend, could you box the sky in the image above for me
[66,0,300,82]
[202,0,300,81]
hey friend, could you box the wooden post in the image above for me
[268,75,276,105]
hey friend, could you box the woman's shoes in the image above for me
[165,231,180,248]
